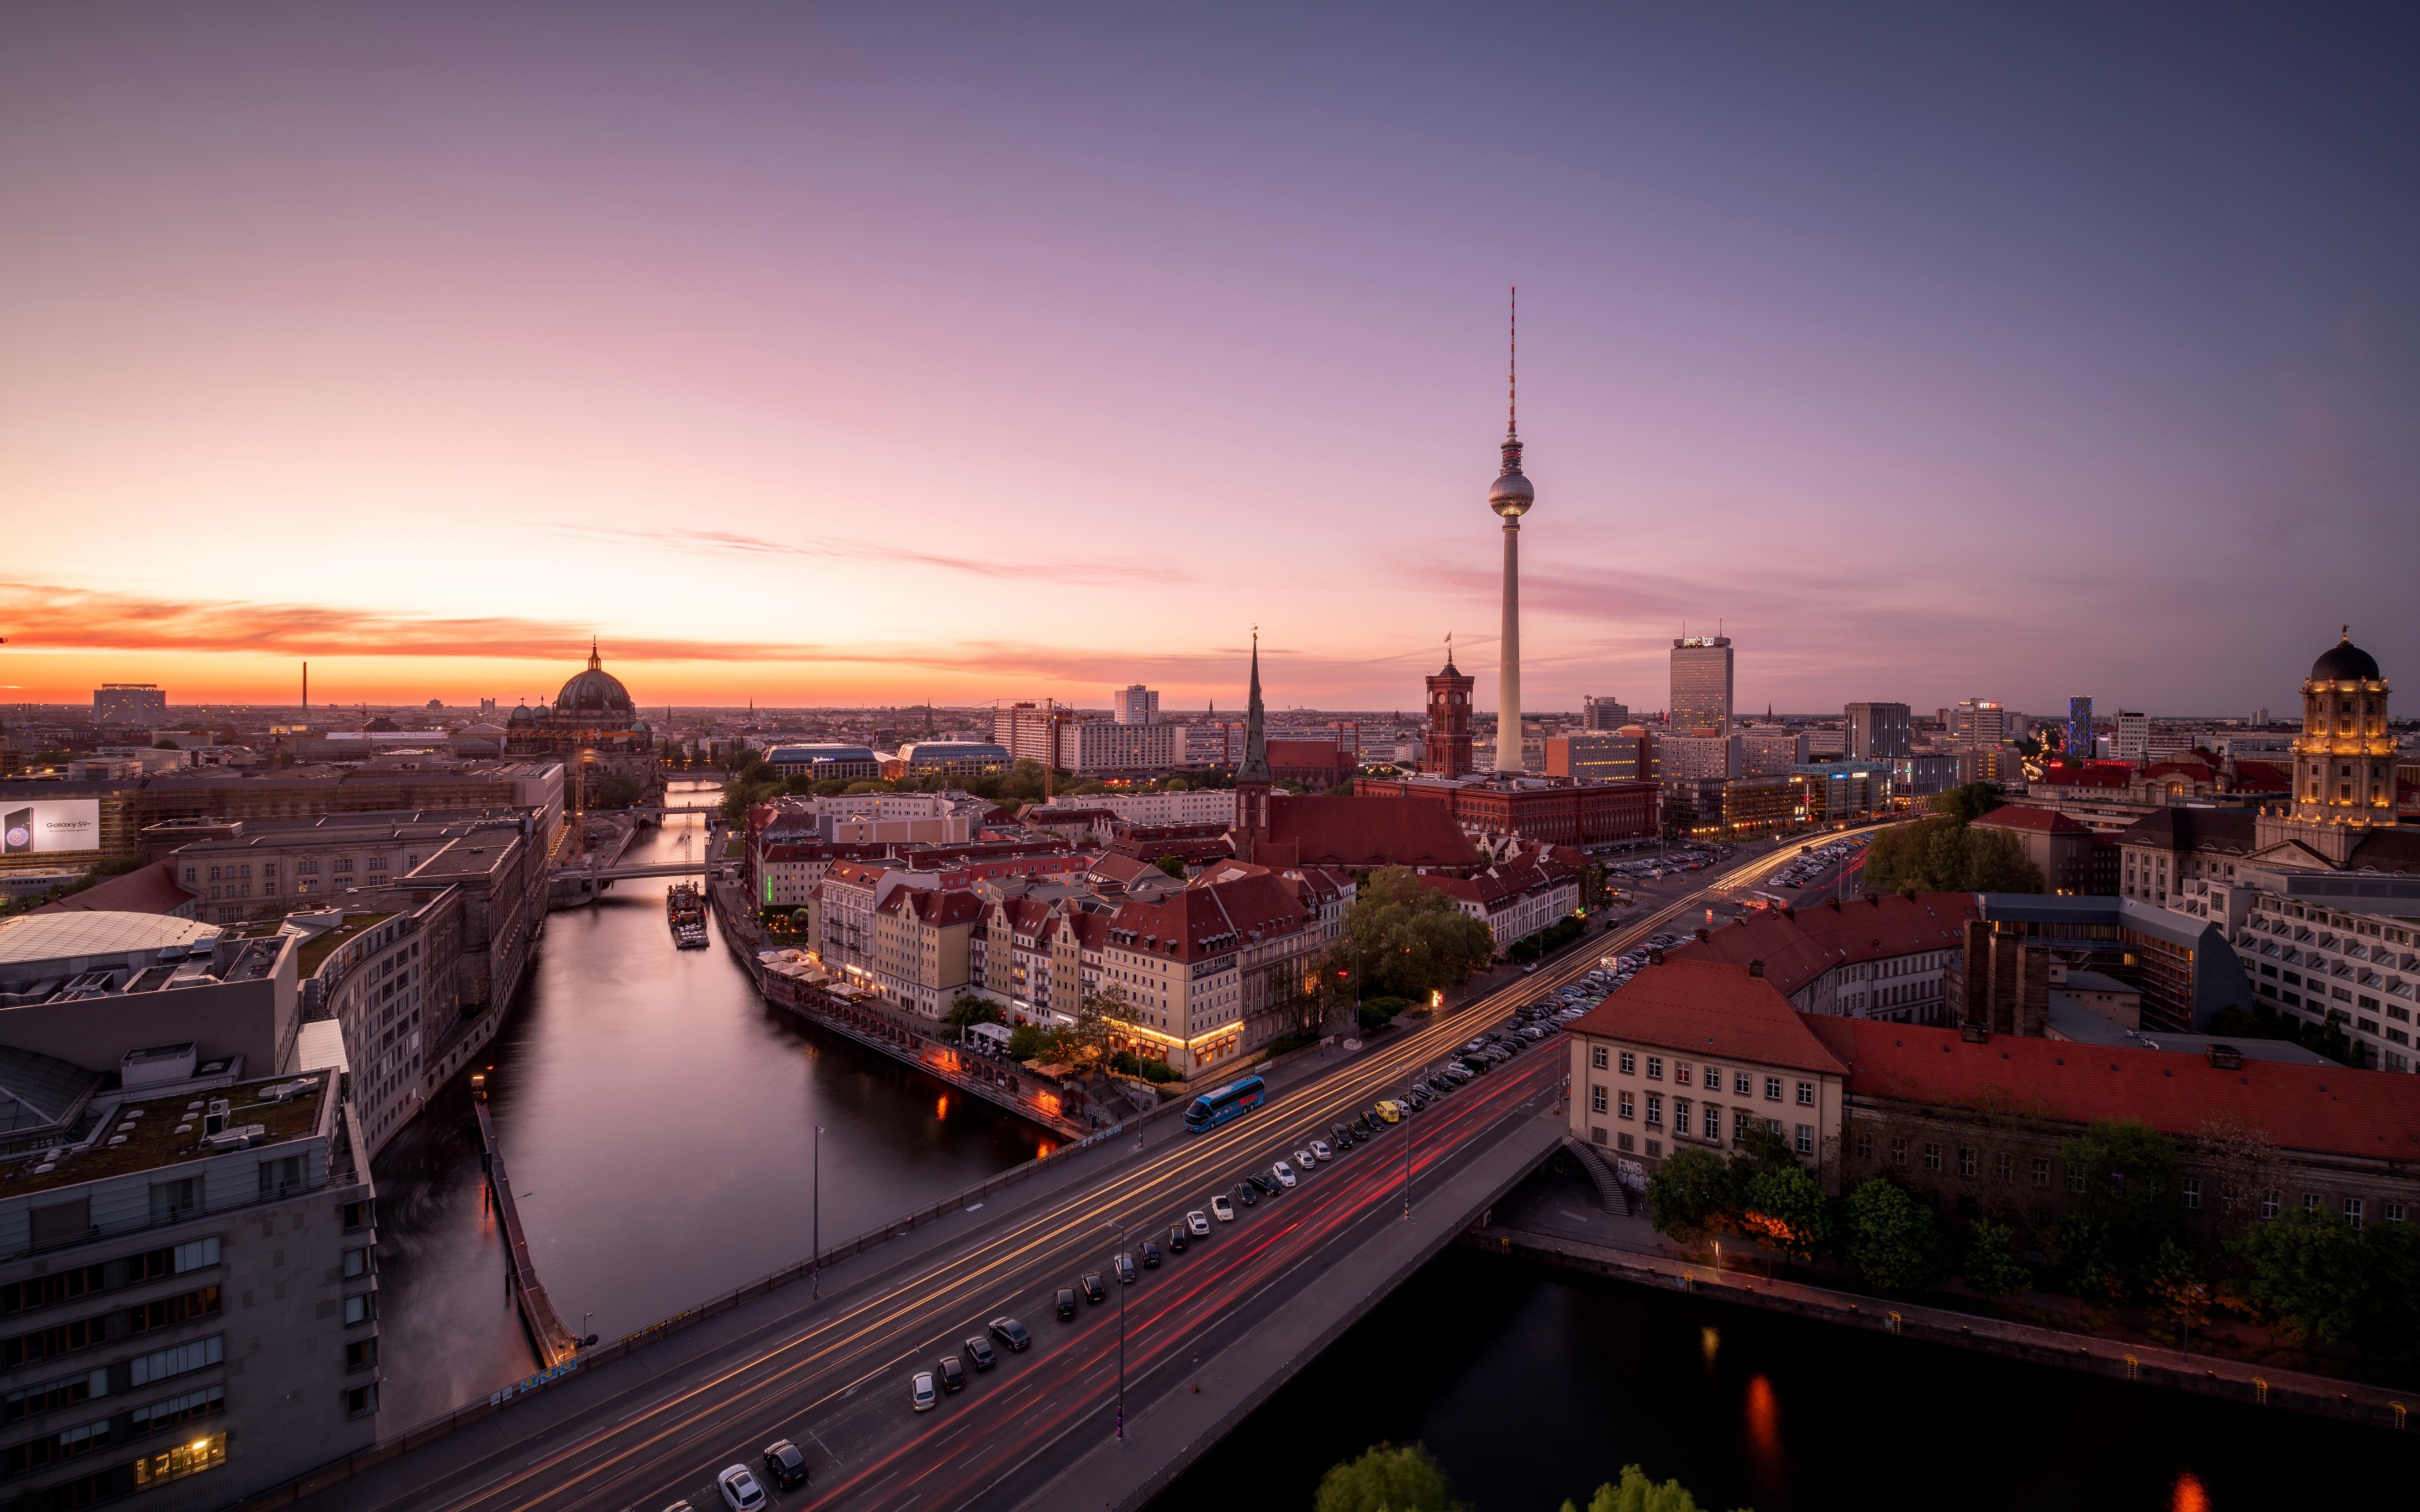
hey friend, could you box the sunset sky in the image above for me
[3,6,2414,717]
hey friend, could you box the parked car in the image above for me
[938,1355,966,1393]
[911,1372,938,1412]
[1211,1194,1236,1221]
[1271,1161,1298,1189]
[1234,1179,1260,1205]
[1329,1122,1355,1148]
[1113,1252,1139,1284]
[1141,1240,1164,1268]
[1055,1287,1078,1320]
[1309,1139,1334,1163]
[718,1464,769,1511]
[1080,1272,1106,1304]
[1166,1224,1187,1253]
[989,1316,1032,1351]
[965,1335,997,1368]
[1405,1088,1429,1110]
[760,1440,809,1492]
[1187,1209,1213,1236]
[1442,1062,1476,1084]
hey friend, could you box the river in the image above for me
[369,780,1052,1425]
[1151,1242,2400,1512]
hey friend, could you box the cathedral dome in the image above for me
[2311,633,2381,684]
[555,641,636,716]
[508,702,534,725]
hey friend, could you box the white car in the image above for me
[1308,1139,1334,1163]
[1293,1147,1318,1172]
[717,1465,769,1511]
[1186,1210,1213,1236]
[1271,1160,1297,1189]
[911,1371,938,1412]
[1209,1194,1235,1222]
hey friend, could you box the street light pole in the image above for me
[1402,1082,1413,1220]
[812,1124,823,1298]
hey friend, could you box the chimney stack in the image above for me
[1747,959,1765,978]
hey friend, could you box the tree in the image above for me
[1843,1178,1940,1290]
[152,738,182,750]
[1930,782,2003,826]
[1864,815,2044,894]
[1322,867,1497,1005]
[946,995,1005,1034]
[2360,1218,2420,1358]
[1153,854,1185,879]
[2057,1119,2182,1290]
[1005,1023,1050,1062]
[1562,1465,1749,1512]
[2229,1206,2371,1347]
[1960,1219,2032,1297]
[1313,1441,1460,1512]
[1070,985,1138,1058]
[1739,1165,1830,1263]
[1644,1147,1734,1246]
[2144,1239,2211,1338]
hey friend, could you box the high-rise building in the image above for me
[1111,685,1160,725]
[2250,706,2271,727]
[1544,729,1652,783]
[2065,697,2093,761]
[2113,711,2150,765]
[1739,728,1811,776]
[1422,651,1476,778]
[93,684,168,726]
[1669,638,1734,737]
[1949,699,2006,748]
[1581,696,1629,732]
[992,701,1063,766]
[1844,702,1912,760]
[1488,293,1534,773]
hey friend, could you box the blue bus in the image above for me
[1184,1075,1266,1134]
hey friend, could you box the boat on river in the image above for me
[666,883,709,948]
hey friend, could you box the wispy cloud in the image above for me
[556,525,1197,587]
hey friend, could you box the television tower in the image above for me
[1489,288,1534,773]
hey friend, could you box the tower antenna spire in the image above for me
[1507,286,1518,438]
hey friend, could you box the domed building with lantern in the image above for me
[505,641,658,764]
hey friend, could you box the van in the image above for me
[1374,1100,1404,1124]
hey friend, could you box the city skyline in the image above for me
[3,7,2415,713]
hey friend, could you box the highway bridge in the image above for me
[266,839,1853,1512]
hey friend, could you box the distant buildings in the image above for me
[1544,729,1651,785]
[1844,701,1912,760]
[1669,637,1734,736]
[93,684,168,727]
[1111,685,1160,725]
[1738,728,1810,776]
[2065,696,2093,761]
[1659,733,1738,782]
[765,744,883,783]
[1055,721,1179,775]
[1949,698,2006,748]
[1581,696,1630,732]
[2113,710,2151,764]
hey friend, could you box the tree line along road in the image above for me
[312,842,1824,1512]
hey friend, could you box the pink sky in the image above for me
[2,8,2412,717]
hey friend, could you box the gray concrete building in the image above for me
[0,1065,376,1509]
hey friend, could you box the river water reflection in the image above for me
[1154,1246,2399,1512]
[371,783,1049,1425]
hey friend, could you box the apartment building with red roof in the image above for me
[1666,891,1974,1024]
[1407,848,1578,955]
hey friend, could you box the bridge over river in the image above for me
[245,846,1817,1512]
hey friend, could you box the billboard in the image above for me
[2,800,103,856]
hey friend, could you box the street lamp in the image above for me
[1102,1218,1128,1443]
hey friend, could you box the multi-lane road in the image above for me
[331,836,1850,1512]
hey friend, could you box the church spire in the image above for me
[1239,628,1270,784]
[587,637,602,672]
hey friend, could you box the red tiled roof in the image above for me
[1802,1018,2420,1163]
[34,860,195,917]
[1249,794,1479,869]
[1669,892,1975,998]
[1106,872,1311,961]
[2233,760,2292,792]
[892,889,983,927]
[1568,959,1849,1074]
[1975,805,2094,834]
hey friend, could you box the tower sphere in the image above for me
[1488,471,1534,517]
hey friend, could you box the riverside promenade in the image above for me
[1474,1220,2415,1431]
